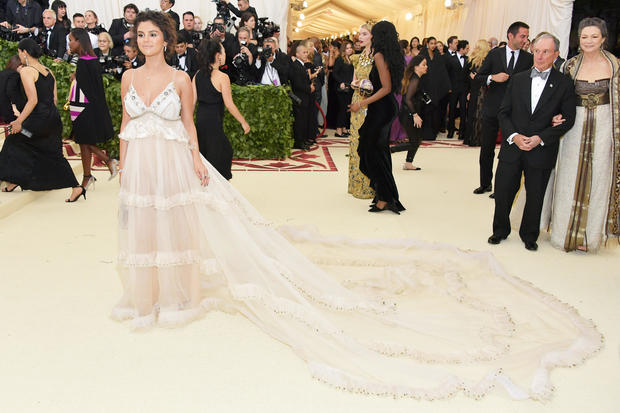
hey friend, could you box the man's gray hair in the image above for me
[264,37,279,48]
[532,31,560,52]
[43,9,57,19]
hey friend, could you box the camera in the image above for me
[0,24,19,41]
[211,0,231,22]
[422,92,432,105]
[255,18,279,45]
[232,52,248,69]
[62,52,79,65]
[257,45,273,60]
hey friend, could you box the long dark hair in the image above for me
[18,38,43,58]
[51,0,67,19]
[197,38,224,78]
[70,28,95,57]
[401,54,425,94]
[370,21,403,93]
[132,11,177,60]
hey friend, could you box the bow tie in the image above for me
[178,53,187,58]
[530,68,550,80]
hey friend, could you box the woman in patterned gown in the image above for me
[347,24,375,199]
[549,18,619,252]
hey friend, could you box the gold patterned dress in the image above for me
[348,53,375,199]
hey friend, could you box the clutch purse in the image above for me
[352,79,374,97]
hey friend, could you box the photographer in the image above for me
[254,37,289,86]
[85,10,106,36]
[239,12,257,46]
[114,41,141,79]
[178,11,199,48]
[160,0,179,30]
[94,32,120,74]
[108,3,138,56]
[169,30,197,78]
[209,15,235,76]
[221,0,257,23]
[1,0,42,39]
[229,26,256,85]
[38,9,65,59]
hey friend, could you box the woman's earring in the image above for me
[164,45,167,53]
[25,56,29,66]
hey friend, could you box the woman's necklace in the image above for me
[359,50,373,67]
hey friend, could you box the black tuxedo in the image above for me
[492,68,576,243]
[446,52,470,136]
[109,18,132,56]
[255,50,290,85]
[169,47,198,79]
[553,56,565,71]
[475,46,533,188]
[289,59,312,147]
[165,10,180,30]
[39,23,66,58]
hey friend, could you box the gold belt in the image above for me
[577,93,610,109]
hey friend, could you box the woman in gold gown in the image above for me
[348,24,375,199]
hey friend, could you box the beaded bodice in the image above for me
[124,81,181,121]
[351,53,374,82]
[575,79,609,96]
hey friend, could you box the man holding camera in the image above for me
[109,3,138,56]
[221,0,257,23]
[229,27,256,85]
[179,11,200,48]
[39,9,65,59]
[254,37,289,86]
[1,0,42,39]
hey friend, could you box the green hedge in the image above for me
[0,39,293,159]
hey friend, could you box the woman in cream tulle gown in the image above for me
[111,11,603,401]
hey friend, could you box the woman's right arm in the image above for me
[218,73,250,134]
[118,70,132,181]
[10,68,38,133]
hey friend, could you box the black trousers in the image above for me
[438,93,450,131]
[390,111,423,162]
[293,102,309,147]
[335,91,352,129]
[492,158,552,243]
[479,115,500,187]
[421,103,440,140]
[447,89,467,135]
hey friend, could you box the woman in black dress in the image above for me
[193,39,250,180]
[350,21,404,214]
[51,1,71,32]
[0,38,80,200]
[331,40,354,137]
[419,37,451,141]
[68,28,117,193]
[325,40,341,130]
[0,55,26,124]
[390,54,428,170]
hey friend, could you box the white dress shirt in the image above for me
[177,54,187,71]
[457,52,465,67]
[487,45,521,85]
[255,59,281,86]
[508,67,551,145]
[66,32,98,51]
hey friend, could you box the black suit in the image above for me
[165,10,180,30]
[109,18,132,56]
[446,52,470,137]
[493,68,576,243]
[255,50,290,85]
[475,46,533,188]
[289,59,312,147]
[169,47,198,79]
[227,4,258,22]
[38,23,66,58]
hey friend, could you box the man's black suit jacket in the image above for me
[255,50,290,85]
[289,59,312,107]
[476,47,533,118]
[446,53,470,93]
[40,23,66,58]
[497,68,576,169]
[166,10,179,30]
[169,47,198,79]
[109,18,131,56]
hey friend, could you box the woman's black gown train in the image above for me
[0,70,78,190]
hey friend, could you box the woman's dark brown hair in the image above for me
[5,55,21,71]
[132,10,177,60]
[70,28,95,57]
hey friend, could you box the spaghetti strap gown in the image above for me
[194,70,233,180]
[0,69,78,190]
[111,69,602,402]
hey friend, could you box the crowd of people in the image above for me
[0,1,618,255]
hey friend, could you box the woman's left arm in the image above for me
[219,73,250,134]
[349,53,391,112]
[178,72,209,186]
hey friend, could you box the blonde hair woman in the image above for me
[347,23,375,199]
[463,39,491,146]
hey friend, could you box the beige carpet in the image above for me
[0,138,618,412]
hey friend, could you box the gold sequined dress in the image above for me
[348,53,375,199]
